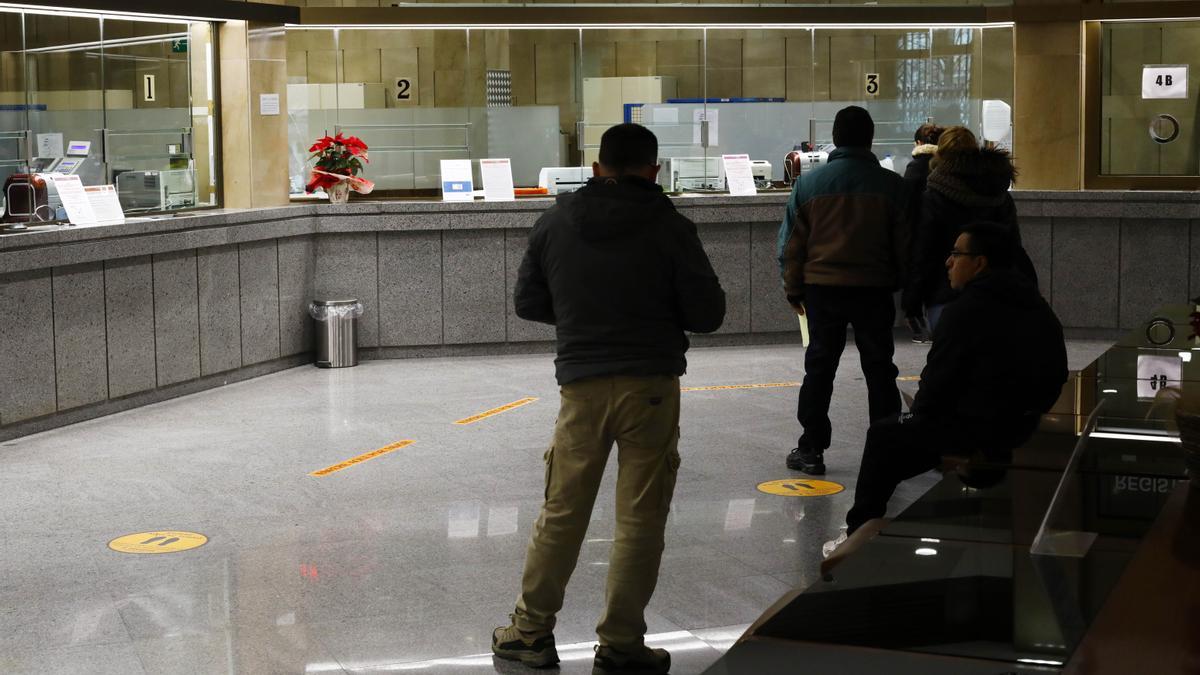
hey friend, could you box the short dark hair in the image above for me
[598,123,658,172]
[914,123,944,145]
[832,106,874,148]
[960,221,1017,269]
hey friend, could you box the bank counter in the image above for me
[2,190,1200,440]
[703,307,1200,674]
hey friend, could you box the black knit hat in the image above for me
[832,106,874,148]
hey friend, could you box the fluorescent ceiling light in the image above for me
[1090,431,1181,443]
[0,3,217,23]
[291,22,1013,30]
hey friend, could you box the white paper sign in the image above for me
[259,93,280,116]
[721,154,757,196]
[693,109,719,146]
[480,158,515,202]
[982,100,1012,147]
[84,185,125,225]
[48,174,97,225]
[1136,354,1181,400]
[1142,65,1188,99]
[36,133,63,158]
[440,159,475,202]
[652,107,679,125]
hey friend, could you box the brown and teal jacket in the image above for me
[776,146,911,302]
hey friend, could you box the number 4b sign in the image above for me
[1142,65,1188,99]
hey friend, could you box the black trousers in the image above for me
[845,416,950,534]
[797,285,900,450]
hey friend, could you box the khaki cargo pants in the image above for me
[512,374,681,650]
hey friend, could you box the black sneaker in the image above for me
[786,439,826,475]
[492,621,559,668]
[593,645,670,674]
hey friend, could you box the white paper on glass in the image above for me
[259,93,280,115]
[692,109,719,146]
[83,185,125,225]
[1136,354,1181,400]
[36,133,63,158]
[480,158,515,202]
[982,100,1012,145]
[1142,65,1189,99]
[440,159,475,202]
[721,154,757,196]
[652,107,679,125]
[47,174,97,225]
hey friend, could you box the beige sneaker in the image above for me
[491,620,559,668]
[592,644,670,674]
[822,530,848,559]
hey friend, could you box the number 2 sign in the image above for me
[1142,65,1188,100]
[394,76,416,104]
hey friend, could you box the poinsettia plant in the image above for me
[306,132,374,195]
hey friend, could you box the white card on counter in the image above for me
[721,154,757,196]
[480,158,515,202]
[48,174,97,225]
[440,159,475,202]
[84,185,125,225]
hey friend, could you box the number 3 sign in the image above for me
[865,73,880,98]
[1142,65,1188,99]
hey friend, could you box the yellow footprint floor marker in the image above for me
[310,440,415,477]
[757,479,845,497]
[897,375,921,382]
[109,531,208,554]
[681,382,800,392]
[454,397,539,425]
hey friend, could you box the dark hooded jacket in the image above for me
[912,269,1067,447]
[514,175,726,385]
[902,147,1037,317]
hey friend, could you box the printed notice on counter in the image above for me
[48,174,97,226]
[84,185,125,225]
[721,154,757,196]
[1142,65,1188,99]
[440,159,475,202]
[480,158,515,202]
[693,109,719,146]
[259,93,280,115]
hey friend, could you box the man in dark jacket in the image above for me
[835,220,1066,545]
[493,123,725,675]
[777,106,911,475]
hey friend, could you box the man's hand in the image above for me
[787,294,805,315]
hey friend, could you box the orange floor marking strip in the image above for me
[310,440,415,477]
[454,397,539,425]
[681,382,800,392]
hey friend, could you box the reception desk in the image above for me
[0,189,1196,439]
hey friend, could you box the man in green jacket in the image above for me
[777,106,911,475]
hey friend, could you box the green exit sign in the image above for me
[171,39,188,53]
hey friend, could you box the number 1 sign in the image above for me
[1142,65,1188,100]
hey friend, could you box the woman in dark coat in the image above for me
[902,126,1037,333]
[902,123,943,341]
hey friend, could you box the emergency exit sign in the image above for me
[171,39,188,53]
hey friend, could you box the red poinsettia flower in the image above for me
[305,134,370,194]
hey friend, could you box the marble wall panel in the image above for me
[504,229,555,343]
[239,240,282,365]
[0,270,56,423]
[750,222,795,333]
[315,233,380,347]
[197,245,243,375]
[52,262,108,411]
[1051,218,1120,329]
[104,256,158,398]
[152,251,201,387]
[379,231,444,346]
[278,236,316,357]
[442,230,506,344]
[699,223,752,334]
[1191,221,1200,301]
[1020,216,1053,302]
[1119,220,1189,329]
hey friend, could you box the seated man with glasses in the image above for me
[824,220,1068,556]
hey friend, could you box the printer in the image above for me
[537,166,588,195]
[116,169,196,211]
[660,156,721,192]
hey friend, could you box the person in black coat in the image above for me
[902,126,1037,335]
[827,221,1066,551]
[902,123,943,341]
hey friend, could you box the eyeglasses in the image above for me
[948,249,979,258]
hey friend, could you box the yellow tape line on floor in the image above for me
[310,440,415,477]
[454,397,539,425]
[681,382,800,392]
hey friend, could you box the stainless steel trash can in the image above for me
[310,299,363,368]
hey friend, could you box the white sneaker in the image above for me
[821,531,848,559]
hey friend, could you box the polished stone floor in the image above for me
[0,338,1110,674]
